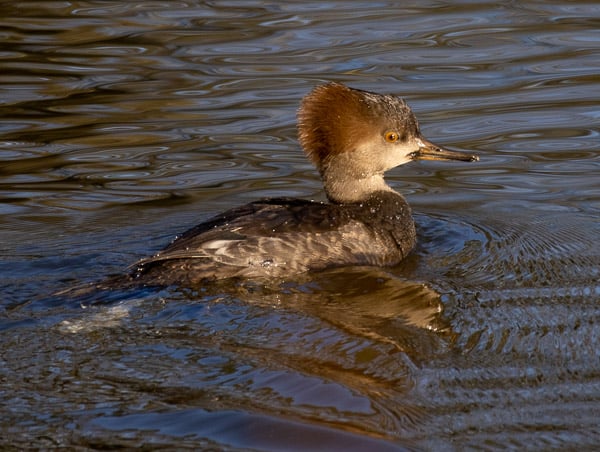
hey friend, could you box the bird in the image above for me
[127,82,478,287]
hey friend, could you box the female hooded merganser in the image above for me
[130,82,477,286]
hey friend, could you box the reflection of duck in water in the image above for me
[130,82,478,286]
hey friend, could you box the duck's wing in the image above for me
[132,198,353,267]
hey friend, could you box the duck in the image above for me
[128,82,478,286]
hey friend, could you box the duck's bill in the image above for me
[411,138,479,162]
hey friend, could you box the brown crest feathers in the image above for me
[297,82,415,170]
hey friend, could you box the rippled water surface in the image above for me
[2,1,599,449]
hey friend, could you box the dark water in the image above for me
[1,1,599,449]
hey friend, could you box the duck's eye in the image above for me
[384,131,399,143]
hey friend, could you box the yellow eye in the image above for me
[384,131,399,143]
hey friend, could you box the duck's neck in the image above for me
[323,173,396,204]
[320,157,396,204]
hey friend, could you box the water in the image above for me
[1,1,599,449]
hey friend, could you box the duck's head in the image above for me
[298,82,478,203]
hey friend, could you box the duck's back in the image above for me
[130,191,416,286]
